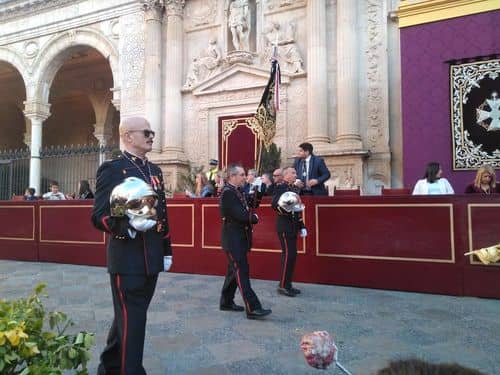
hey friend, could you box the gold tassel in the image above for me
[464,243,500,265]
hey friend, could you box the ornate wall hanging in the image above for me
[451,59,500,170]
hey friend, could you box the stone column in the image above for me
[23,100,50,195]
[94,131,110,165]
[162,0,187,161]
[335,0,362,151]
[306,0,329,144]
[23,118,31,147]
[143,0,163,152]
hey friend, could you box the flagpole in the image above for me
[256,39,279,175]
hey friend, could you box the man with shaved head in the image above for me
[92,116,173,375]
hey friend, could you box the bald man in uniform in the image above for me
[92,117,173,375]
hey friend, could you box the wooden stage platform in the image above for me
[1,195,499,299]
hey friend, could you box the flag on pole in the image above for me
[253,57,281,150]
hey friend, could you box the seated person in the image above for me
[23,187,37,201]
[77,179,95,199]
[214,170,226,197]
[464,164,499,194]
[261,172,273,196]
[412,162,454,195]
[186,173,215,197]
[42,181,66,200]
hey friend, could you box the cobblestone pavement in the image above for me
[1,260,498,374]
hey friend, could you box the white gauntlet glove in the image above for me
[300,228,308,238]
[127,215,157,232]
[163,256,173,272]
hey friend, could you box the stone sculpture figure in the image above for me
[263,21,304,73]
[184,38,222,88]
[228,0,251,51]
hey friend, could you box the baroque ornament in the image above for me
[451,59,500,169]
[186,0,217,28]
[365,0,385,149]
[476,92,500,131]
[165,0,185,16]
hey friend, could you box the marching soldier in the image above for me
[219,164,272,319]
[272,167,307,297]
[92,116,173,375]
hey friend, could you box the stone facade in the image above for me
[0,0,402,194]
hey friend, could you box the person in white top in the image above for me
[42,181,66,200]
[412,162,454,195]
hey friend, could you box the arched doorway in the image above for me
[40,46,119,196]
[0,61,28,199]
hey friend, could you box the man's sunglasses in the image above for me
[128,129,155,138]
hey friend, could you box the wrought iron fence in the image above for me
[0,144,118,200]
[0,148,30,200]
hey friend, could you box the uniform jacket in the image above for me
[91,151,172,275]
[271,183,306,234]
[293,154,331,195]
[220,184,259,253]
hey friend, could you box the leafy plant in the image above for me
[0,283,94,375]
[259,142,282,175]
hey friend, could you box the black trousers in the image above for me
[277,231,298,289]
[220,250,261,312]
[97,273,158,375]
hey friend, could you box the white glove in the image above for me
[127,228,137,239]
[163,256,173,271]
[300,228,308,238]
[128,216,157,232]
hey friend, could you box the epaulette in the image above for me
[107,154,125,164]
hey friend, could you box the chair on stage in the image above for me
[381,187,412,196]
[333,186,361,196]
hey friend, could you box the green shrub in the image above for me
[0,283,94,375]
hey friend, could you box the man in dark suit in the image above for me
[272,167,307,297]
[293,142,331,195]
[92,116,173,375]
[219,164,272,320]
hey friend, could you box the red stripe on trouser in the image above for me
[280,232,289,288]
[101,216,112,233]
[116,275,128,375]
[228,252,250,312]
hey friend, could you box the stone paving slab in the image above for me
[0,260,499,374]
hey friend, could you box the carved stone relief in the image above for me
[185,0,218,29]
[23,40,39,59]
[364,0,389,152]
[165,0,185,16]
[183,97,208,167]
[284,79,307,156]
[184,38,223,88]
[265,0,307,14]
[261,20,304,73]
[119,13,145,114]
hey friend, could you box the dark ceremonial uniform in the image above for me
[219,183,262,313]
[92,151,172,375]
[272,183,305,292]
